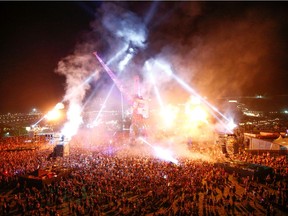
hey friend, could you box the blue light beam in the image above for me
[145,61,164,108]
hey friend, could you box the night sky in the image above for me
[0,1,288,114]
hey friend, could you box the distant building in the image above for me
[0,112,44,136]
[0,112,43,127]
[244,132,288,152]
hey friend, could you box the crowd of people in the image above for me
[0,133,287,216]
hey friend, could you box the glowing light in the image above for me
[33,103,65,126]
[227,119,237,131]
[160,105,179,128]
[153,146,179,164]
[155,60,173,76]
[55,102,64,110]
[45,103,65,121]
[61,103,83,140]
[185,97,208,124]
[139,137,178,164]
[154,59,234,132]
[46,109,61,121]
[128,47,135,54]
[185,106,208,123]
[139,137,153,147]
[118,53,133,71]
[26,127,31,132]
[190,96,201,105]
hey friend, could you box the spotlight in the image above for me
[126,41,139,54]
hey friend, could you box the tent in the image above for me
[273,136,288,150]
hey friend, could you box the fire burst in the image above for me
[185,98,208,124]
[159,104,179,129]
[45,103,65,121]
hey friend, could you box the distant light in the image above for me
[32,108,37,112]
[128,47,134,53]
[228,100,238,103]
[26,127,31,132]
[284,110,288,114]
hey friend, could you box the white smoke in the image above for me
[56,51,99,140]
[101,3,148,49]
[55,2,148,140]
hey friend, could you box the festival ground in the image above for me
[0,141,287,216]
[1,170,286,216]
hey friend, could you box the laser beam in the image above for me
[145,61,164,108]
[155,60,234,132]
[92,84,116,127]
[139,137,178,164]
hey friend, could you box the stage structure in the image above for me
[51,134,70,157]
[94,52,149,140]
[216,133,238,157]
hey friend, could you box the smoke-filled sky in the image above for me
[0,1,288,114]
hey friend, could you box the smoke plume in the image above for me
[145,2,286,104]
[55,2,148,139]
[55,2,287,160]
